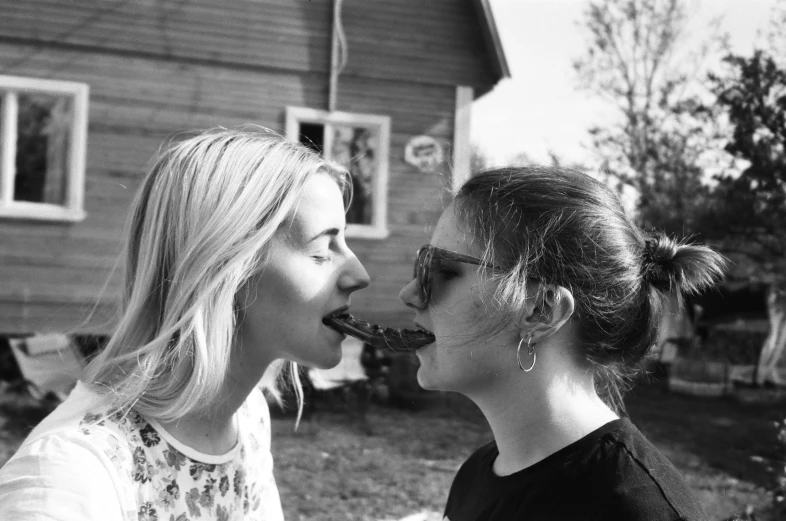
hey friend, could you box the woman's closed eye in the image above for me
[434,263,458,280]
[310,244,336,263]
[306,228,344,264]
[311,253,332,263]
[308,236,337,263]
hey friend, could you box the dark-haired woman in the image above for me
[399,166,725,520]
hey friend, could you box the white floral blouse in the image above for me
[0,382,284,521]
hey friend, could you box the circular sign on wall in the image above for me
[404,135,444,174]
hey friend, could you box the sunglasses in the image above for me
[413,245,501,304]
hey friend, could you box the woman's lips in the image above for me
[322,313,435,352]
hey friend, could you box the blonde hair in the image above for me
[83,127,350,422]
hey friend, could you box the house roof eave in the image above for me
[474,0,511,83]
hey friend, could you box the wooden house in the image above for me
[0,0,509,336]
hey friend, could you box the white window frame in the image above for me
[286,106,390,240]
[0,75,89,222]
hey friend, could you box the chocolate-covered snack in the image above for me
[323,313,434,352]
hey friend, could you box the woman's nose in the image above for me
[399,278,425,310]
[340,254,370,293]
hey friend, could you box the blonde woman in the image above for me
[0,128,369,520]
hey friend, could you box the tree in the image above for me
[578,3,786,513]
[764,0,786,69]
[697,50,786,385]
[575,0,719,235]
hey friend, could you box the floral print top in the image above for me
[0,382,284,521]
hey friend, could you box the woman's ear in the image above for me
[520,284,575,342]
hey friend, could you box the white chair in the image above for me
[305,336,371,432]
[7,334,84,400]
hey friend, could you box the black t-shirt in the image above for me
[444,419,707,521]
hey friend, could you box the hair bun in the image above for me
[641,235,679,292]
[641,234,728,295]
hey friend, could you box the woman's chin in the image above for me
[310,352,342,371]
[416,371,441,391]
[302,336,343,369]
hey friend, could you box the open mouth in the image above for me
[322,313,435,353]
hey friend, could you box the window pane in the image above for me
[331,125,378,225]
[14,93,72,205]
[298,122,324,155]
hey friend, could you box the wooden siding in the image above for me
[340,0,497,89]
[0,0,496,90]
[0,0,499,334]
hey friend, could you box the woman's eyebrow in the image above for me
[307,227,342,243]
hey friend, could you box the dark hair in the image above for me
[454,166,728,412]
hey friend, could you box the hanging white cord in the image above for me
[335,0,348,74]
[329,0,348,112]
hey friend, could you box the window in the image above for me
[0,75,89,222]
[286,107,391,239]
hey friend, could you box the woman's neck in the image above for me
[156,360,268,456]
[157,410,240,456]
[472,369,619,476]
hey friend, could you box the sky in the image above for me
[472,0,779,167]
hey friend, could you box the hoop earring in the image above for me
[517,335,536,372]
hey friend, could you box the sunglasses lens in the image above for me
[414,247,431,304]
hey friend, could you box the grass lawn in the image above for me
[0,383,780,520]
[271,385,778,521]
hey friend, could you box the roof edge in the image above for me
[474,0,511,81]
